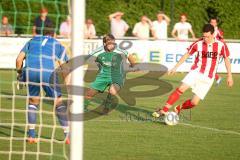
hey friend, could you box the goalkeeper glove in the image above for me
[16,69,24,90]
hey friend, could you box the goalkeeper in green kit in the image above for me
[85,34,136,114]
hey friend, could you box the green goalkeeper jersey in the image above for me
[89,46,128,80]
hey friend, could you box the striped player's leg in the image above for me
[158,70,197,116]
[153,83,189,117]
[174,95,200,114]
[152,70,199,118]
[175,73,214,114]
[215,74,223,86]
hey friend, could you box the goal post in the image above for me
[70,0,85,160]
[0,0,85,159]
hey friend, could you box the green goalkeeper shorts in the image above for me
[90,76,124,92]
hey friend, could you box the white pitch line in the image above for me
[2,118,240,136]
[88,120,240,136]
[180,122,240,136]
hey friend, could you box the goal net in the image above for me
[0,0,84,159]
[0,78,70,160]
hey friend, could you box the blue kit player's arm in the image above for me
[16,41,30,77]
[55,43,69,63]
[16,40,31,89]
[55,42,70,85]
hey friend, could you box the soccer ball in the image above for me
[164,111,179,126]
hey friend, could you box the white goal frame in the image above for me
[70,0,85,160]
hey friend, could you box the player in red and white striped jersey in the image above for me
[210,18,224,40]
[210,17,225,85]
[152,24,233,116]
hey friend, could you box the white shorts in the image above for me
[182,70,214,100]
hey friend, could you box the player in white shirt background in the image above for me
[109,11,129,38]
[172,13,196,41]
[84,18,96,39]
[151,11,170,40]
[59,15,71,38]
[132,15,152,40]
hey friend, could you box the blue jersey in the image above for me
[21,35,68,71]
[20,36,68,98]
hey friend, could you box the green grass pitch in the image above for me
[0,69,240,160]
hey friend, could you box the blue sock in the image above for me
[56,105,69,128]
[28,129,36,138]
[28,104,38,124]
[28,104,38,138]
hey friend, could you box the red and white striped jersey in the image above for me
[187,38,230,79]
[214,28,224,40]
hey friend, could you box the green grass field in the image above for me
[0,70,240,160]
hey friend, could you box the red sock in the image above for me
[181,99,195,110]
[162,106,169,112]
[166,88,183,106]
[215,74,219,81]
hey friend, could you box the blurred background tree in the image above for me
[1,0,239,39]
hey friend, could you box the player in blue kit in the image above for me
[16,25,70,144]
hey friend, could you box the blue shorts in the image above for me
[22,70,62,98]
